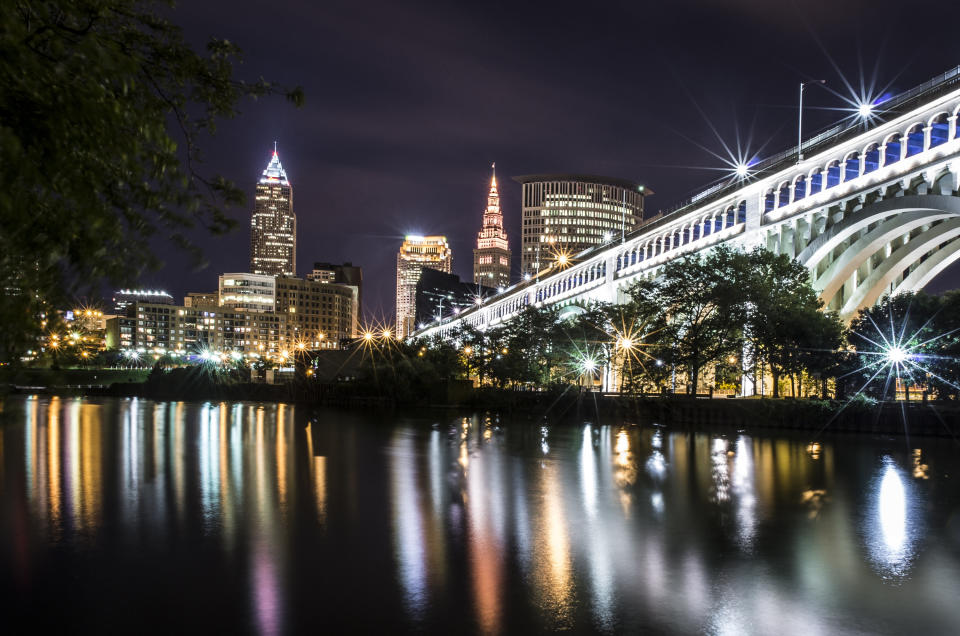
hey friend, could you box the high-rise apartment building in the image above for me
[515,174,650,276]
[473,164,511,288]
[396,235,452,338]
[250,147,296,276]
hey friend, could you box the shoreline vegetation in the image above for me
[3,254,957,438]
[3,368,957,438]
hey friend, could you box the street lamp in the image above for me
[798,79,826,163]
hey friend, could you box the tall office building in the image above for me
[250,146,296,276]
[515,174,650,276]
[473,163,511,288]
[396,235,452,338]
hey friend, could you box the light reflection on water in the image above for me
[2,396,960,634]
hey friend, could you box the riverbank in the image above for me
[4,370,958,438]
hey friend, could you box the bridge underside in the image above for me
[781,186,960,320]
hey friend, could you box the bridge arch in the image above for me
[863,143,881,174]
[905,123,925,157]
[843,150,861,182]
[808,167,823,195]
[797,194,960,271]
[882,132,902,166]
[840,218,960,318]
[793,195,960,318]
[891,235,960,294]
[929,112,950,147]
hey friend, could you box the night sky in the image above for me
[145,0,960,322]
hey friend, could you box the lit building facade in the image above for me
[473,164,511,287]
[219,273,276,313]
[112,289,174,315]
[106,302,286,355]
[250,148,296,277]
[515,174,650,276]
[274,277,354,349]
[184,292,219,309]
[307,262,363,337]
[396,235,452,338]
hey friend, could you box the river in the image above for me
[1,396,959,634]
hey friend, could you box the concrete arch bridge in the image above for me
[416,67,960,345]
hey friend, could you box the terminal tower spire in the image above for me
[472,163,511,287]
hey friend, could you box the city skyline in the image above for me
[130,1,960,319]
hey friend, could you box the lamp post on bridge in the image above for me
[798,79,826,163]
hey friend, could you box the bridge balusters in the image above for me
[809,171,823,194]
[930,114,950,147]
[906,124,924,157]
[844,152,860,181]
[864,145,880,173]
[826,161,841,188]
[883,136,901,166]
[794,176,807,201]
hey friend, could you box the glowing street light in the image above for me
[885,345,908,365]
[735,163,750,178]
[858,101,874,118]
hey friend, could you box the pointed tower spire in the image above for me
[474,162,510,287]
[260,145,289,185]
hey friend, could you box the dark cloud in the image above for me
[147,0,960,318]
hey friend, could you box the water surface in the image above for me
[1,396,959,634]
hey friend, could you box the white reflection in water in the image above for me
[867,457,916,580]
[580,426,597,518]
[646,430,666,481]
[731,435,757,549]
[390,434,427,618]
[711,438,730,503]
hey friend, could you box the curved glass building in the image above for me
[515,174,651,276]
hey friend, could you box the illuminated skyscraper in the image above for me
[396,235,452,338]
[250,146,296,276]
[515,174,650,276]
[473,163,511,288]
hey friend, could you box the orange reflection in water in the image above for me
[467,445,504,635]
[22,397,104,541]
[533,463,574,629]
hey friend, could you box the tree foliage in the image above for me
[846,291,960,399]
[0,0,303,361]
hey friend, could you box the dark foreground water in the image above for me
[1,397,960,634]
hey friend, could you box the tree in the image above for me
[613,278,670,393]
[638,246,749,395]
[847,292,959,400]
[0,1,303,361]
[744,249,840,397]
